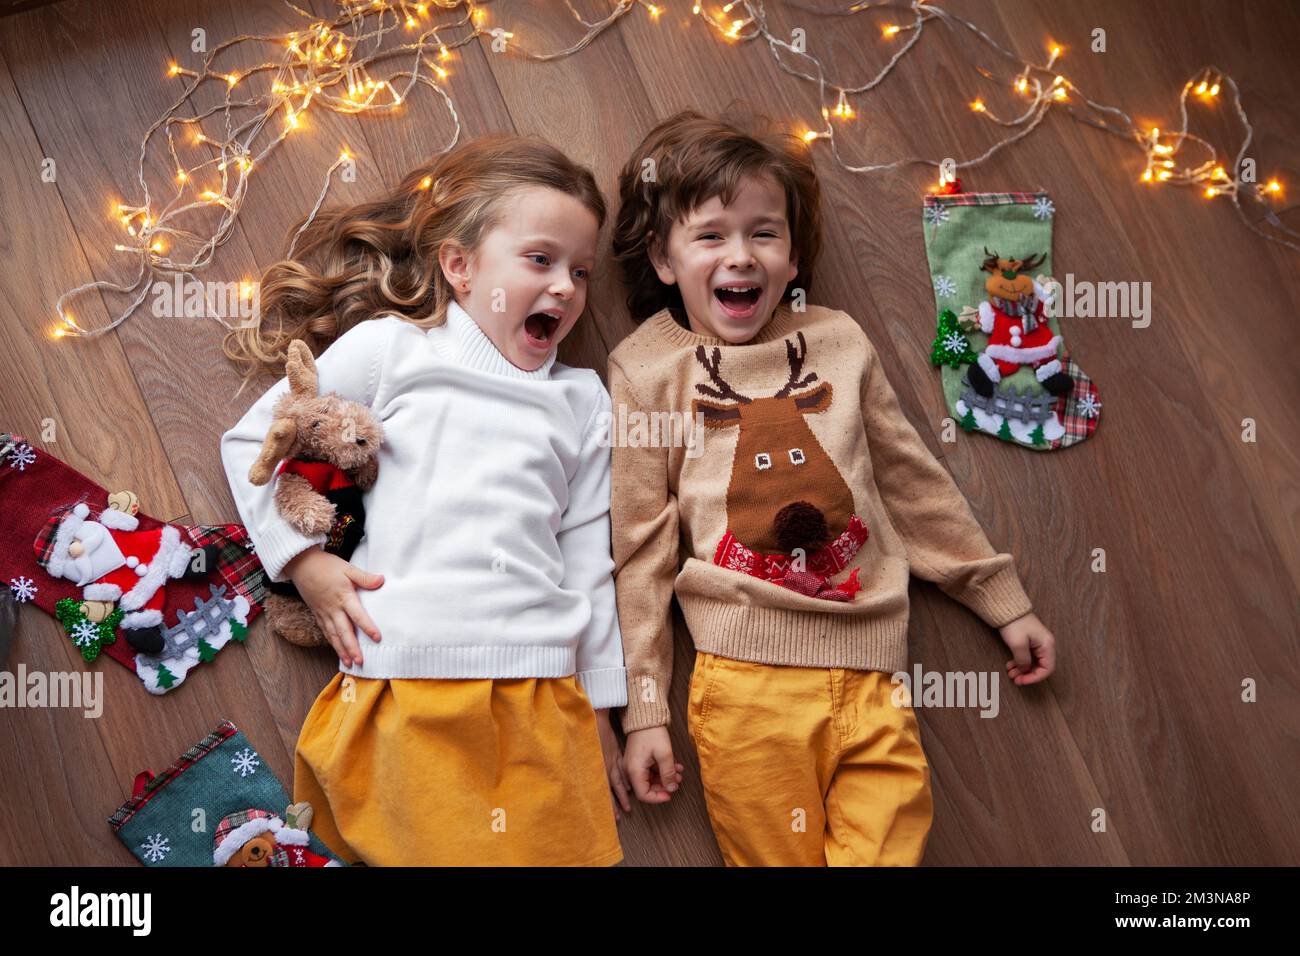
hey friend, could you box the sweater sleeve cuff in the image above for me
[957,565,1033,628]
[619,672,672,731]
[255,522,327,583]
[576,666,628,709]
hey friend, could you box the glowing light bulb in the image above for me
[802,130,818,142]
[419,176,433,190]
[1204,187,1217,198]
[970,99,986,112]
[882,24,900,38]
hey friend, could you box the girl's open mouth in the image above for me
[714,285,762,320]
[523,312,560,348]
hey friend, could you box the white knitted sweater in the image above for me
[220,302,627,708]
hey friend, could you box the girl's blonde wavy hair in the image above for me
[224,133,606,391]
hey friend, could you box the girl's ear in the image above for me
[647,231,677,286]
[438,240,473,290]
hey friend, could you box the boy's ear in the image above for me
[646,231,677,286]
[439,240,473,289]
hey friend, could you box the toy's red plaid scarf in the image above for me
[713,515,869,602]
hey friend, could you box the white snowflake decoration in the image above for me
[1076,392,1102,418]
[231,747,261,778]
[933,275,957,298]
[942,331,968,355]
[71,619,99,648]
[924,204,950,227]
[9,576,37,603]
[6,443,35,471]
[140,833,171,863]
[1032,196,1055,220]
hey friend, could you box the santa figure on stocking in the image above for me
[33,491,218,654]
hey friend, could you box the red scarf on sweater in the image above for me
[713,515,868,601]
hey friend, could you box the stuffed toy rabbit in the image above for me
[247,339,383,647]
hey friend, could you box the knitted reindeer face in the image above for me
[690,332,856,555]
[982,248,1046,303]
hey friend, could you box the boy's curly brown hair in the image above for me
[611,108,821,322]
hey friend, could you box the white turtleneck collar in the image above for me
[431,299,558,380]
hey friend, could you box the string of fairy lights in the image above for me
[51,0,1294,341]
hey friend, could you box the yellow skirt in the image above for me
[294,672,623,866]
[687,652,933,866]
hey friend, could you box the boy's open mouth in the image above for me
[713,284,762,319]
[523,312,561,347]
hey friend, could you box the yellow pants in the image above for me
[294,672,623,866]
[687,651,933,866]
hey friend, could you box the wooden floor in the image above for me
[0,0,1296,866]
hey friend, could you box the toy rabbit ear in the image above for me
[285,339,319,397]
[247,418,297,486]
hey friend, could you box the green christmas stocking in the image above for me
[921,189,1100,449]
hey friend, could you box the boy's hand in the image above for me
[283,547,384,667]
[999,611,1056,685]
[594,709,632,821]
[623,726,685,804]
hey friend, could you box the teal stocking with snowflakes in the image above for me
[108,719,344,866]
[921,190,1100,449]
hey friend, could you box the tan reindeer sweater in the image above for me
[609,303,1033,731]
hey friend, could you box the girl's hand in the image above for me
[622,726,684,804]
[999,611,1056,685]
[283,547,384,667]
[594,709,632,821]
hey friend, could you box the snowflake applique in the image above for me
[1032,196,1055,220]
[231,747,261,778]
[941,331,967,355]
[1076,392,1102,418]
[140,833,171,863]
[924,204,950,228]
[292,847,306,864]
[933,275,957,298]
[6,442,35,471]
[9,576,37,603]
[70,619,99,648]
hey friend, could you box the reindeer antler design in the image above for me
[694,345,753,403]
[774,332,819,398]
